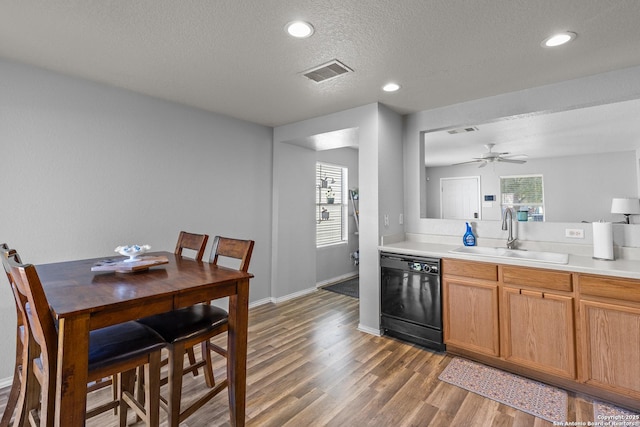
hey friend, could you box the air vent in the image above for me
[447,126,479,135]
[303,60,353,83]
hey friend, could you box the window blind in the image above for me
[500,174,545,221]
[316,163,347,246]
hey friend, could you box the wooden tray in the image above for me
[91,255,169,273]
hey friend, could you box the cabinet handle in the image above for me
[520,289,543,298]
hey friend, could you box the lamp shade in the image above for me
[611,198,640,214]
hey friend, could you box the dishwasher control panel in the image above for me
[409,262,438,274]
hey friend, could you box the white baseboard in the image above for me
[0,376,13,390]
[248,296,273,309]
[316,273,358,288]
[248,287,316,308]
[273,287,317,304]
[248,287,319,307]
[358,323,382,336]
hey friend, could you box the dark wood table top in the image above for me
[36,251,253,318]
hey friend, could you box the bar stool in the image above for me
[3,249,165,426]
[137,236,254,427]
[173,231,209,375]
[1,244,28,427]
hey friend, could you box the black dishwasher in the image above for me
[380,252,445,351]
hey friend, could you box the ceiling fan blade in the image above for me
[452,159,483,166]
[501,153,529,159]
[497,158,527,164]
[478,161,488,168]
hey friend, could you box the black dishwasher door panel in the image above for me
[381,269,442,329]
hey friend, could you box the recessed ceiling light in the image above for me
[542,31,577,47]
[382,83,401,92]
[286,21,314,38]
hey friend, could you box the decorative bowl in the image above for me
[115,244,151,262]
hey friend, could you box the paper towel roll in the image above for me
[593,221,614,260]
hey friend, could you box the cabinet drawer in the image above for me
[443,258,497,281]
[502,265,572,292]
[579,274,640,303]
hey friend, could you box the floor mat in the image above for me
[322,277,359,298]
[593,400,640,424]
[438,357,567,423]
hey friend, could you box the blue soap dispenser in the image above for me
[463,222,476,246]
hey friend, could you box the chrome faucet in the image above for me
[502,208,517,249]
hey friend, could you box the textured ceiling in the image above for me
[1,1,640,127]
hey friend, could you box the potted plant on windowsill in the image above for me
[326,188,335,204]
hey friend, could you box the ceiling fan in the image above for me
[454,143,528,168]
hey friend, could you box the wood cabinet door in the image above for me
[443,278,500,356]
[502,287,576,379]
[580,299,640,399]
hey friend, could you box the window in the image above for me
[316,162,348,246]
[500,174,545,221]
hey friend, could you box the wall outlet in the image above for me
[565,228,585,238]
[384,214,389,227]
[399,213,404,225]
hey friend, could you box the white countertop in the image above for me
[379,240,640,280]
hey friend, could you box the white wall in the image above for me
[405,65,640,245]
[378,104,405,238]
[315,148,359,285]
[270,141,317,298]
[0,58,273,379]
[273,104,403,333]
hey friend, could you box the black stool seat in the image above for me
[88,321,165,372]
[137,304,228,344]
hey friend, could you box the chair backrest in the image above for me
[1,242,12,282]
[175,231,209,261]
[2,244,26,330]
[208,236,254,272]
[6,252,59,378]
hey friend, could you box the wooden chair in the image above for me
[137,236,254,427]
[173,231,209,376]
[174,231,209,261]
[3,250,165,427]
[200,236,254,385]
[1,244,29,427]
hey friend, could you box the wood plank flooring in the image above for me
[0,289,598,426]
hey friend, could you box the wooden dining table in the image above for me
[35,251,253,427]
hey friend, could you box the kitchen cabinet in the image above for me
[501,266,576,379]
[502,287,575,378]
[442,259,500,357]
[578,274,640,400]
[441,258,640,411]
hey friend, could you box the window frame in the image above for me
[500,174,545,222]
[316,162,348,247]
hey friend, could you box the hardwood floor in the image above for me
[1,290,598,426]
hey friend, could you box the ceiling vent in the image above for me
[303,59,353,83]
[447,126,479,135]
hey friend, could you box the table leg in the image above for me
[227,278,249,427]
[55,314,90,427]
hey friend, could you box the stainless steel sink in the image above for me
[449,246,569,264]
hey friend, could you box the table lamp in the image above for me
[611,197,640,224]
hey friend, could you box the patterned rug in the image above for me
[438,357,568,423]
[322,277,359,298]
[594,400,640,423]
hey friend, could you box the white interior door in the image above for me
[440,176,480,219]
